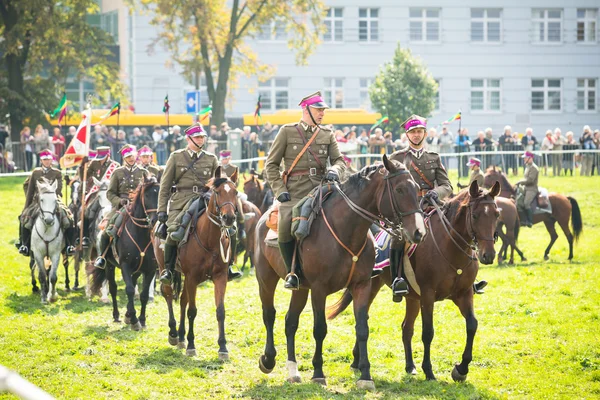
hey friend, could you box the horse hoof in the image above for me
[131,321,142,331]
[65,287,71,292]
[168,336,179,346]
[113,319,121,323]
[356,379,376,391]
[186,349,197,357]
[32,287,40,294]
[311,377,327,386]
[177,341,186,349]
[407,367,417,375]
[451,365,468,382]
[425,374,437,381]
[218,352,229,361]
[258,356,274,374]
[100,297,110,304]
[124,316,131,325]
[522,258,527,262]
[286,375,302,384]
[41,299,48,305]
[544,255,549,261]
[72,286,82,292]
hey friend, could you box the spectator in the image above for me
[456,128,471,176]
[384,131,395,153]
[395,133,409,149]
[438,126,454,167]
[107,127,119,157]
[219,122,230,138]
[593,130,600,175]
[209,125,219,140]
[51,128,66,159]
[498,125,519,175]
[521,127,538,151]
[563,131,577,176]
[540,130,554,176]
[0,124,9,151]
[65,126,76,148]
[345,130,357,145]
[20,126,34,171]
[485,127,500,168]
[335,129,347,143]
[91,124,106,149]
[260,121,277,143]
[115,130,128,162]
[168,125,185,151]
[152,125,167,165]
[368,128,386,163]
[248,132,261,171]
[357,129,369,168]
[580,125,596,176]
[473,130,492,168]
[552,128,566,176]
[33,125,52,166]
[426,128,439,152]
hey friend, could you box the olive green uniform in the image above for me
[142,163,161,177]
[20,167,70,229]
[265,122,345,242]
[517,162,539,209]
[468,169,485,188]
[106,165,148,220]
[158,148,218,242]
[221,163,239,184]
[79,158,121,201]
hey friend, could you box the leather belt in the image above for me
[288,168,323,177]
[174,185,202,193]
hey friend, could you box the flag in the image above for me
[50,93,67,127]
[93,102,120,126]
[368,115,389,133]
[443,111,461,125]
[162,94,170,113]
[198,105,212,122]
[254,95,262,127]
[60,109,91,169]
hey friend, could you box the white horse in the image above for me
[31,179,65,304]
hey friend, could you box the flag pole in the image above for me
[116,100,120,138]
[79,96,92,250]
[457,110,463,180]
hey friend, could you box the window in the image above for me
[577,9,597,43]
[409,8,440,42]
[358,8,378,42]
[532,9,562,43]
[531,79,561,111]
[471,9,501,42]
[323,78,344,108]
[257,20,286,41]
[258,78,289,111]
[471,79,501,112]
[101,11,118,43]
[577,78,597,111]
[324,8,343,42]
[359,78,373,110]
[434,79,441,112]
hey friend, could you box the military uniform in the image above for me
[469,169,485,188]
[517,156,539,227]
[138,145,161,177]
[144,164,161,176]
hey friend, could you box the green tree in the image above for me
[139,0,325,125]
[370,43,437,133]
[0,0,126,141]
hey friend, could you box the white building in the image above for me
[98,0,599,136]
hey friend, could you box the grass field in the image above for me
[0,172,599,399]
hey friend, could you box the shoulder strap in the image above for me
[173,152,204,186]
[410,161,434,188]
[294,125,325,169]
[283,127,321,184]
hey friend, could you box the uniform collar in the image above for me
[124,164,137,172]
[187,148,203,158]
[41,166,50,173]
[299,121,318,133]
[408,146,424,159]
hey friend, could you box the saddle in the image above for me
[291,184,334,241]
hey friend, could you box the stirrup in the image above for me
[81,237,91,247]
[283,273,299,290]
[66,246,76,256]
[474,280,487,295]
[94,257,106,269]
[371,269,383,278]
[228,267,242,282]
[18,245,30,256]
[159,270,173,285]
[392,278,409,296]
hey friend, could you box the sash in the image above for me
[85,161,119,204]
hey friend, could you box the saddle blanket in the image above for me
[535,187,552,215]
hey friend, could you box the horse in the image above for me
[62,177,84,291]
[243,173,273,215]
[483,167,582,260]
[153,167,240,358]
[238,200,261,273]
[90,176,159,330]
[495,196,526,264]
[328,180,501,382]
[31,179,66,304]
[255,156,425,390]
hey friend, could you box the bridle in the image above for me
[38,193,59,227]
[126,182,159,229]
[35,191,61,256]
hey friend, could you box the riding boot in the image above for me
[15,218,23,249]
[19,226,31,256]
[473,280,488,294]
[93,232,111,269]
[525,209,534,228]
[170,209,194,242]
[237,218,246,241]
[159,243,178,284]
[64,226,76,256]
[81,216,91,247]
[279,240,299,290]
[390,247,409,302]
[228,228,242,281]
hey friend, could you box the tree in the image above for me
[140,0,325,125]
[0,0,126,142]
[369,43,438,134]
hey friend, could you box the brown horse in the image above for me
[495,197,526,264]
[238,199,261,272]
[255,156,426,390]
[243,173,273,215]
[328,180,501,382]
[483,167,582,260]
[153,167,239,359]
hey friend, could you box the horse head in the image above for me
[380,154,426,244]
[243,173,263,206]
[95,179,112,218]
[467,180,501,264]
[71,180,81,206]
[210,166,238,228]
[36,179,58,226]
[136,175,160,226]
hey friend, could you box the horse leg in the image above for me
[73,253,81,290]
[63,251,70,291]
[178,284,189,349]
[403,297,421,375]
[185,278,198,357]
[543,219,559,261]
[451,293,478,382]
[35,253,48,304]
[162,281,178,345]
[420,290,437,380]
[106,265,120,322]
[47,252,61,303]
[285,289,309,383]
[557,218,575,261]
[138,267,153,329]
[309,289,328,385]
[30,256,39,293]
[352,279,375,390]
[214,273,229,360]
[122,264,141,331]
[351,275,385,371]
[258,266,279,374]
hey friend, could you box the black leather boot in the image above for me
[64,226,76,256]
[159,243,177,284]
[93,233,111,269]
[19,226,31,256]
[237,219,246,241]
[279,241,299,290]
[81,216,92,247]
[390,247,408,302]
[473,280,488,294]
[170,209,193,242]
[525,209,534,228]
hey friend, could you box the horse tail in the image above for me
[568,197,582,243]
[172,271,182,303]
[90,265,107,297]
[326,289,353,320]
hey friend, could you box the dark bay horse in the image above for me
[153,167,239,360]
[495,196,526,264]
[483,167,582,260]
[243,173,273,215]
[255,156,425,390]
[91,177,159,330]
[238,200,261,272]
[328,180,501,382]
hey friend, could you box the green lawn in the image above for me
[0,173,599,399]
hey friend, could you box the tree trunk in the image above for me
[6,53,26,143]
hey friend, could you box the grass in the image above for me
[1,172,599,399]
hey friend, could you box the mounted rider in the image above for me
[138,145,161,176]
[219,149,246,239]
[18,149,75,256]
[80,146,120,247]
[157,123,241,284]
[94,144,149,269]
[516,151,538,228]
[458,157,484,189]
[264,91,346,290]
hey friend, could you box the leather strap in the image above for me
[410,161,434,189]
[283,126,321,185]
[295,125,325,169]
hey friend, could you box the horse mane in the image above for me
[211,177,229,189]
[342,160,407,192]
[37,179,57,194]
[444,187,489,225]
[128,177,158,212]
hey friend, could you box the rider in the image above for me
[138,145,161,176]
[94,144,148,269]
[516,151,538,228]
[340,154,358,182]
[458,157,484,189]
[264,91,346,290]
[80,146,120,247]
[157,123,241,284]
[18,149,76,256]
[219,149,246,237]
[388,115,454,301]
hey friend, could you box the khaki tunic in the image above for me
[79,158,120,198]
[519,162,539,206]
[389,149,453,200]
[468,169,485,188]
[264,122,345,242]
[23,167,63,210]
[221,163,239,184]
[107,165,148,211]
[158,148,219,226]
[141,163,161,177]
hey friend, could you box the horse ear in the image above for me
[243,172,247,182]
[489,181,501,198]
[50,179,58,191]
[214,166,222,179]
[36,180,43,191]
[382,154,393,171]
[469,180,480,198]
